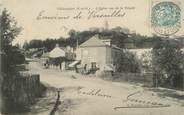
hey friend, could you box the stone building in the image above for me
[75,35,123,72]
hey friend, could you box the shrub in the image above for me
[117,50,141,73]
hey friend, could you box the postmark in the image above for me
[151,1,181,36]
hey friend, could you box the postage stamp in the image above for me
[151,1,181,36]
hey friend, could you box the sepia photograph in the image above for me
[0,0,184,115]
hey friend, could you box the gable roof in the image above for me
[80,35,106,47]
[49,47,65,58]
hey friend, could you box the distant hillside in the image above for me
[23,28,184,51]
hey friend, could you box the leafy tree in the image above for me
[68,29,76,38]
[24,28,157,51]
[140,51,152,73]
[0,9,22,75]
[28,39,43,48]
[43,38,57,51]
[1,9,22,51]
[23,40,29,50]
[117,51,141,73]
[1,8,25,113]
[152,38,184,88]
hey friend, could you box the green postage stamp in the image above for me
[151,1,181,36]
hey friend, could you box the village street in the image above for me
[26,60,184,115]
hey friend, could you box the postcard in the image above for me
[1,0,184,115]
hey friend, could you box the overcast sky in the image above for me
[2,0,184,45]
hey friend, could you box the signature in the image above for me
[113,91,170,110]
[76,88,170,110]
[77,88,112,98]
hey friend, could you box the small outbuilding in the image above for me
[47,44,76,70]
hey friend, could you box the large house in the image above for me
[75,35,123,72]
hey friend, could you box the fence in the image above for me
[113,72,153,87]
[98,72,153,87]
[1,73,41,113]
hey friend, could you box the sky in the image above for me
[1,0,184,45]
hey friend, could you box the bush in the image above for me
[117,50,141,73]
[140,51,152,73]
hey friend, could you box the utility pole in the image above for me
[75,31,79,49]
[77,37,79,49]
[104,20,109,30]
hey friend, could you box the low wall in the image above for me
[113,72,154,87]
[1,73,41,113]
[97,71,153,87]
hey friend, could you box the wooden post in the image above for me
[183,75,184,91]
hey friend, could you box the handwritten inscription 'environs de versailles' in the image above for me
[36,6,135,20]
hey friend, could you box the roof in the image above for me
[80,35,106,47]
[59,47,67,52]
[80,35,124,51]
[104,64,114,71]
[69,60,81,67]
[49,47,65,58]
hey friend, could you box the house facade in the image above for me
[76,35,123,72]
[41,44,75,70]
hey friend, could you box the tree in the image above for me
[140,51,152,73]
[0,8,25,113]
[1,9,22,51]
[68,29,76,38]
[23,40,29,50]
[152,38,184,88]
[68,29,78,47]
[43,38,57,51]
[28,39,43,48]
[117,51,141,73]
[0,9,22,74]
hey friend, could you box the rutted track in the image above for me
[49,90,61,115]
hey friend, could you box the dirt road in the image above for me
[27,61,184,115]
